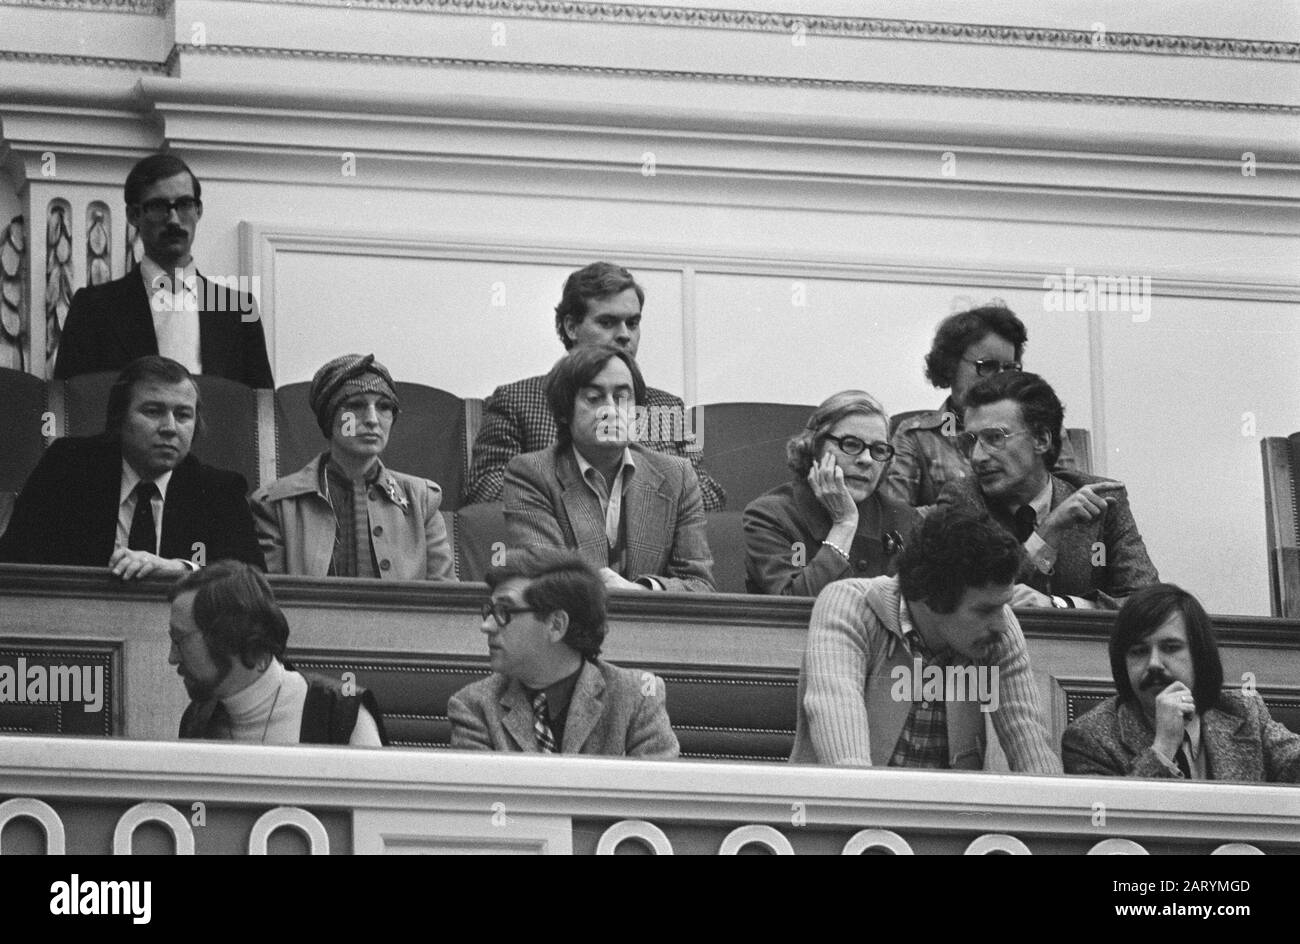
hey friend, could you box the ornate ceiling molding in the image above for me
[0,0,164,13]
[174,45,1300,114]
[0,49,168,72]
[262,0,1300,61]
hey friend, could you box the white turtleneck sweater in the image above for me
[220,659,382,746]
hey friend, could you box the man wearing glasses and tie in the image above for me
[937,370,1158,609]
[448,549,680,757]
[882,305,1076,513]
[54,153,273,389]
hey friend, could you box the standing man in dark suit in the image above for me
[463,261,724,509]
[503,345,715,593]
[937,371,1158,609]
[449,549,679,757]
[53,153,273,389]
[0,356,264,577]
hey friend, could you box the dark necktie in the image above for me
[128,481,159,553]
[1174,738,1192,779]
[1012,504,1037,542]
[208,701,232,739]
[531,690,558,753]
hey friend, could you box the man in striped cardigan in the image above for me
[791,505,1061,772]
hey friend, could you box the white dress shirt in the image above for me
[116,461,174,555]
[141,255,201,373]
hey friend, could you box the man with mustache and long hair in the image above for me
[1063,583,1300,781]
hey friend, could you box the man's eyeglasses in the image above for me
[135,197,202,223]
[956,427,1031,457]
[963,357,1022,377]
[480,600,537,628]
[824,434,894,462]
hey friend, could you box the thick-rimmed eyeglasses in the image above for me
[963,357,1022,377]
[824,434,894,461]
[134,197,202,223]
[956,427,1031,457]
[480,600,537,628]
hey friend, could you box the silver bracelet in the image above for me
[823,539,851,563]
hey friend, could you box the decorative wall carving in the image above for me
[0,0,163,12]
[86,202,111,287]
[44,201,73,377]
[125,219,141,272]
[0,215,25,371]
[255,2,1300,62]
[173,45,1300,113]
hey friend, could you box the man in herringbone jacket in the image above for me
[504,345,714,594]
[463,261,725,510]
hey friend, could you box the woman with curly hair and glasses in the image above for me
[880,304,1075,513]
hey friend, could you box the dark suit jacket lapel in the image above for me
[556,449,612,563]
[114,266,160,360]
[158,454,200,560]
[195,273,232,379]
[499,677,538,751]
[89,438,127,562]
[623,455,667,578]
[561,661,605,754]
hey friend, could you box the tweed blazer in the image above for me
[463,373,725,510]
[503,443,715,593]
[790,575,1061,773]
[0,434,264,569]
[742,477,920,596]
[448,658,680,757]
[880,396,1077,512]
[936,469,1158,609]
[53,264,273,388]
[1062,692,1300,782]
[249,454,454,580]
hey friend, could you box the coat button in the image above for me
[855,559,869,572]
[372,525,383,537]
[369,489,379,501]
[380,559,391,571]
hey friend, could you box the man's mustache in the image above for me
[1138,667,1175,691]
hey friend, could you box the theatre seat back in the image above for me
[698,402,815,509]
[706,510,748,594]
[275,380,466,509]
[454,500,507,582]
[49,371,264,491]
[290,653,799,760]
[0,367,47,493]
[1261,435,1300,617]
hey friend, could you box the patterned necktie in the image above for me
[1012,504,1037,542]
[128,481,159,553]
[531,690,558,753]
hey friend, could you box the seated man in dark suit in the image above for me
[1063,583,1299,781]
[171,560,385,745]
[449,549,678,756]
[937,371,1157,609]
[463,261,724,510]
[0,355,264,577]
[54,153,273,388]
[503,344,715,593]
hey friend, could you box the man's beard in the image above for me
[181,661,232,702]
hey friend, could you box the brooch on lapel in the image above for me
[380,474,410,512]
[882,530,905,557]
